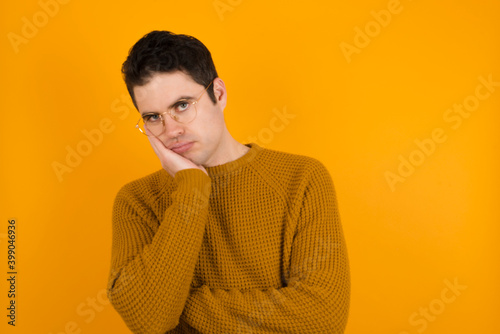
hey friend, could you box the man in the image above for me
[106,30,350,334]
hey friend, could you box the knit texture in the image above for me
[107,143,350,333]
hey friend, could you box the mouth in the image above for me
[169,142,194,154]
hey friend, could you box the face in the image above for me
[134,71,228,166]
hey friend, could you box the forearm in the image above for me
[107,169,211,334]
[182,273,350,334]
[109,213,205,333]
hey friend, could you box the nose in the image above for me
[163,115,185,139]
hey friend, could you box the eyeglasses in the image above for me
[135,80,214,136]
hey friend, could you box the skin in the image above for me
[133,71,250,177]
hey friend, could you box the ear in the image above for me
[212,77,227,110]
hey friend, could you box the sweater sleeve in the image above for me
[106,169,212,334]
[180,163,350,333]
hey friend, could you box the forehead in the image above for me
[133,71,200,113]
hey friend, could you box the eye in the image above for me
[175,101,191,113]
[143,114,161,122]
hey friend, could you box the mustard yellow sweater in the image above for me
[107,143,350,333]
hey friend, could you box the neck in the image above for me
[204,131,250,167]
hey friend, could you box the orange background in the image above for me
[1,0,499,333]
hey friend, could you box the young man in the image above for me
[107,30,350,334]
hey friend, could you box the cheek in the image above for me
[196,108,224,136]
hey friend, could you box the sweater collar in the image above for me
[205,142,261,177]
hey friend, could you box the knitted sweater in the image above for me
[107,143,350,334]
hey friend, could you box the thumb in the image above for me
[198,165,208,175]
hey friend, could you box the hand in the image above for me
[146,130,208,178]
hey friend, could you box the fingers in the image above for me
[145,129,179,165]
[146,129,167,158]
[146,134,177,175]
[145,129,207,177]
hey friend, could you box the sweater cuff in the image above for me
[173,168,211,195]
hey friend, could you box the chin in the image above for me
[195,155,210,167]
[183,151,204,166]
[190,142,217,167]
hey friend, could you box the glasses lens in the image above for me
[169,101,197,124]
[136,119,148,135]
[140,115,164,136]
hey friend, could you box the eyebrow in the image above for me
[140,95,196,116]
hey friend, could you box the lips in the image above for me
[169,142,194,154]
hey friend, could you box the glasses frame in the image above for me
[135,79,214,136]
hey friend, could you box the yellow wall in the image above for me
[1,0,499,333]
